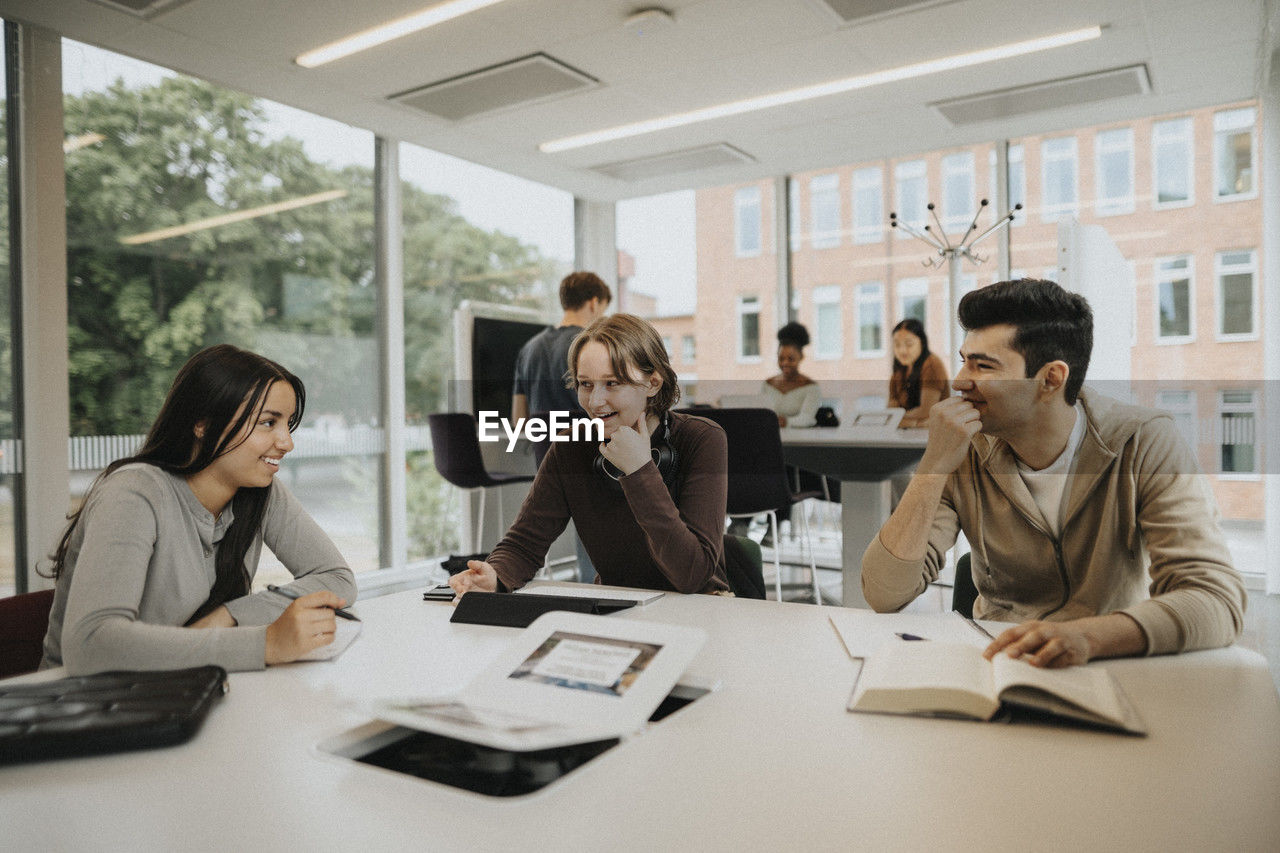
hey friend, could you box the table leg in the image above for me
[839,479,892,609]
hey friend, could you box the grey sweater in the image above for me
[42,463,356,674]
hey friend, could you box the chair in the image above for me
[427,413,535,553]
[0,588,55,679]
[722,534,766,600]
[952,552,978,619]
[683,407,824,604]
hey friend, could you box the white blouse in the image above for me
[759,381,821,428]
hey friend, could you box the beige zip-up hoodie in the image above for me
[862,390,1245,655]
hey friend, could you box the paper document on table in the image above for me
[298,619,362,661]
[516,584,664,605]
[828,610,989,660]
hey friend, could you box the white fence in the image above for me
[0,425,434,474]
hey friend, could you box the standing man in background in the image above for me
[511,271,612,582]
[511,271,612,422]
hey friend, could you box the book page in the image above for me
[297,619,361,662]
[849,642,998,719]
[991,655,1125,726]
[828,611,990,659]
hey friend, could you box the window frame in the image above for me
[893,159,928,233]
[812,284,843,360]
[1214,249,1258,342]
[1217,389,1260,479]
[852,166,883,245]
[896,277,929,329]
[1094,126,1135,216]
[941,151,975,231]
[736,294,762,363]
[1212,107,1258,202]
[1153,255,1196,345]
[808,173,841,249]
[1152,116,1194,210]
[1039,136,1079,222]
[734,186,763,257]
[855,282,886,358]
[1155,389,1199,451]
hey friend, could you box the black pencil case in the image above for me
[449,591,635,628]
[0,665,228,765]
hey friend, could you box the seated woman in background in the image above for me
[42,344,356,675]
[888,318,948,428]
[451,314,730,596]
[762,322,820,428]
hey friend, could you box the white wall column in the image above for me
[12,25,68,591]
[573,199,617,287]
[773,176,792,326]
[1262,35,1280,595]
[375,138,406,575]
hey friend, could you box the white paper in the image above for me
[297,618,362,661]
[828,610,989,660]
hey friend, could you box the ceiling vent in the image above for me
[931,65,1152,126]
[389,54,598,122]
[591,143,755,182]
[808,0,956,26]
[86,0,192,18]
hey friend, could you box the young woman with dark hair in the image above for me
[888,318,949,428]
[42,344,356,675]
[450,314,730,596]
[762,321,820,428]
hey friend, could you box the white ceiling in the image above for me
[4,0,1276,201]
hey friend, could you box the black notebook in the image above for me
[0,666,229,764]
[449,591,635,628]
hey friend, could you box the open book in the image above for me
[365,611,706,751]
[848,642,1146,735]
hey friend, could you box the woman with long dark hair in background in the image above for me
[42,344,355,675]
[888,318,949,428]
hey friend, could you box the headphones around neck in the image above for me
[594,410,680,495]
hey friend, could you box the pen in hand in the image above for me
[267,584,359,622]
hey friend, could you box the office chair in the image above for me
[427,413,535,553]
[952,552,979,619]
[682,407,824,604]
[0,588,55,679]
[722,534,766,600]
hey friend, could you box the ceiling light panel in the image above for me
[296,0,510,68]
[591,143,755,182]
[931,65,1151,126]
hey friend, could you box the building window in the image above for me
[941,152,975,231]
[1094,127,1134,216]
[1154,256,1194,343]
[1152,117,1193,208]
[852,166,883,244]
[788,179,801,252]
[813,285,842,359]
[809,173,841,249]
[737,295,761,360]
[661,336,673,356]
[1216,250,1257,340]
[894,160,927,230]
[681,335,695,363]
[1155,390,1198,451]
[1218,390,1258,475]
[1040,136,1078,222]
[734,186,762,257]
[1214,107,1256,200]
[989,145,1026,226]
[896,277,928,328]
[855,283,885,357]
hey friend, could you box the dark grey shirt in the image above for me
[42,463,356,675]
[512,325,583,414]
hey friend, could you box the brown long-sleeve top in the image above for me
[487,412,730,594]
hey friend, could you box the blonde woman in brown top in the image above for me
[888,318,949,428]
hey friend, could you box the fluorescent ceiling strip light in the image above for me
[120,189,348,245]
[540,25,1102,153]
[64,132,105,153]
[296,0,508,68]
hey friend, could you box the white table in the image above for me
[4,588,1278,852]
[780,426,928,606]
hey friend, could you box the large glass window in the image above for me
[813,285,842,359]
[809,174,840,249]
[989,144,1026,226]
[1214,107,1256,200]
[1094,127,1134,216]
[1040,137,1078,221]
[855,283,885,357]
[896,278,929,327]
[894,160,927,230]
[852,166,882,244]
[1216,249,1257,340]
[63,41,383,578]
[941,152,974,231]
[1154,256,1194,343]
[617,190,696,318]
[0,23,13,594]
[1152,117,1193,208]
[734,186,762,257]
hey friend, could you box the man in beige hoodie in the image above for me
[862,279,1244,668]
